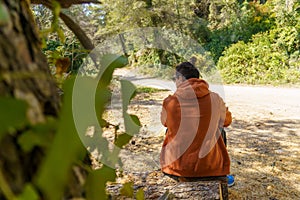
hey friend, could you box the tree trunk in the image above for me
[0,0,60,196]
[0,0,60,118]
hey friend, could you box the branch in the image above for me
[31,0,101,8]
[34,1,95,50]
[59,12,94,50]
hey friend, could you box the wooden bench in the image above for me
[106,171,228,199]
[159,175,228,200]
[177,176,228,200]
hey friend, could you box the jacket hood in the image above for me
[175,78,209,99]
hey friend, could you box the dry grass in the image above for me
[228,118,300,199]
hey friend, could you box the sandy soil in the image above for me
[102,69,300,199]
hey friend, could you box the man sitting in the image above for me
[160,62,234,186]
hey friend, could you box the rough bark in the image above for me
[0,0,60,118]
[0,0,60,196]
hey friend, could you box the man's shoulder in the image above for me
[208,92,226,106]
[209,91,223,100]
[163,94,178,104]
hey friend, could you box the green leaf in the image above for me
[124,114,141,136]
[52,1,61,17]
[18,118,56,152]
[97,54,128,88]
[120,80,141,137]
[95,85,112,124]
[85,165,116,200]
[0,2,10,26]
[36,77,87,200]
[56,28,66,43]
[120,182,134,197]
[120,79,136,110]
[0,97,27,140]
[15,184,39,200]
[136,188,145,200]
[18,130,49,153]
[114,133,132,148]
[71,75,113,164]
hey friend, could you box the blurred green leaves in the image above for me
[97,54,129,87]
[85,165,116,200]
[84,55,142,199]
[120,80,141,135]
[0,97,27,140]
[136,188,145,200]
[18,118,56,152]
[36,77,87,200]
[47,53,143,199]
[16,184,39,200]
[120,182,134,197]
[0,2,10,26]
[115,80,141,148]
[35,55,130,199]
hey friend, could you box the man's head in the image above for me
[174,62,200,87]
[175,62,200,80]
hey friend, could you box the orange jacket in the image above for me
[160,78,231,177]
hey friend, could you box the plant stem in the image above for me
[0,168,16,200]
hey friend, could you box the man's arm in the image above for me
[224,107,232,127]
[218,95,232,127]
[161,106,167,127]
[160,95,173,127]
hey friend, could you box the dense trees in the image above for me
[31,0,299,84]
[92,0,299,84]
[218,0,300,84]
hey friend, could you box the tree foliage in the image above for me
[205,0,276,62]
[90,0,300,85]
[218,0,300,84]
[96,0,206,74]
[31,0,300,85]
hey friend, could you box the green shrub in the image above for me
[218,26,300,85]
[205,1,276,62]
[132,49,183,79]
[43,39,88,74]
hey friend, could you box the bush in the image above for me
[205,1,276,62]
[43,39,88,75]
[132,49,183,79]
[218,26,300,85]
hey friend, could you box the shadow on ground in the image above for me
[227,119,300,199]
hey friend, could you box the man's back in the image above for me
[160,78,231,177]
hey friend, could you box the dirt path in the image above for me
[106,69,300,199]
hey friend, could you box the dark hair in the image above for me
[175,62,200,80]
